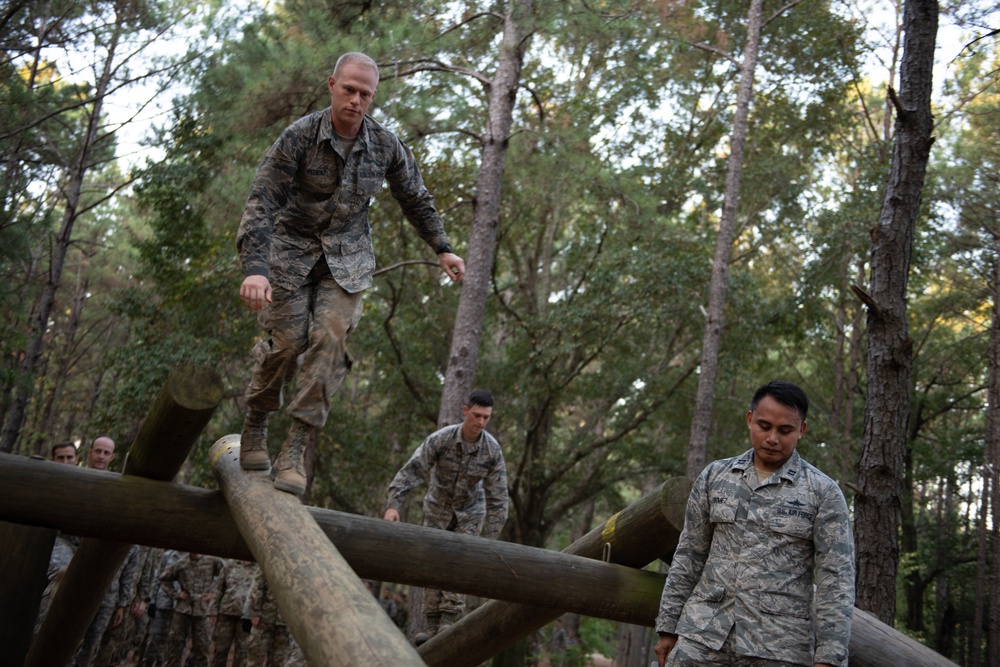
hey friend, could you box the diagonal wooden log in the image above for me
[849,607,958,667]
[0,521,56,666]
[25,364,222,667]
[208,435,426,667]
[418,479,692,667]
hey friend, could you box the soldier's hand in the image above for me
[240,275,273,312]
[383,508,400,522]
[437,253,465,283]
[112,607,125,628]
[131,601,147,619]
[654,634,677,667]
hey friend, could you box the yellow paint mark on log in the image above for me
[601,511,620,546]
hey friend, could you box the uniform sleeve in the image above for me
[655,465,714,634]
[116,545,141,607]
[385,434,439,513]
[236,131,299,279]
[481,446,509,540]
[384,136,449,253]
[812,482,855,667]
[158,559,180,600]
[248,570,265,617]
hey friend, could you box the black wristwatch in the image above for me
[436,242,453,255]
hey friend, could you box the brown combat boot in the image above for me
[413,614,440,646]
[271,419,312,496]
[240,410,271,471]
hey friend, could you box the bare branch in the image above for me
[686,41,741,68]
[373,259,441,277]
[763,0,808,28]
[433,10,504,41]
[380,59,492,88]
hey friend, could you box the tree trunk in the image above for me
[852,0,937,626]
[0,18,121,453]
[685,0,764,480]
[983,234,1000,667]
[438,0,534,427]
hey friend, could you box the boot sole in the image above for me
[272,476,306,496]
[240,459,271,471]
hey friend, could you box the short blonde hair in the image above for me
[333,52,379,85]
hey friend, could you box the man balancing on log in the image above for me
[383,389,509,645]
[235,51,465,496]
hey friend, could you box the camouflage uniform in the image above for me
[655,449,855,667]
[237,110,451,428]
[210,559,257,667]
[245,567,293,667]
[33,534,78,636]
[71,543,140,667]
[95,545,161,666]
[386,423,508,616]
[142,549,181,667]
[159,553,224,667]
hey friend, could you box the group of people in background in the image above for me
[40,437,312,666]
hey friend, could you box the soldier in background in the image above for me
[235,50,465,497]
[142,549,181,667]
[383,389,508,645]
[245,566,293,667]
[70,546,140,667]
[97,546,162,666]
[211,558,257,667]
[85,435,116,471]
[653,381,855,667]
[159,552,224,667]
[50,440,79,465]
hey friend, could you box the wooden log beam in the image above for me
[208,435,425,667]
[0,522,56,665]
[850,607,958,667]
[417,479,691,667]
[25,364,222,667]
[0,451,667,625]
[0,457,960,667]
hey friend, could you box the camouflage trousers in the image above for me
[95,604,148,667]
[245,260,363,428]
[211,614,248,667]
[141,607,173,666]
[246,621,292,667]
[164,612,212,667]
[71,598,116,667]
[667,635,805,667]
[423,512,484,617]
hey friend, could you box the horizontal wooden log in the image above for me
[0,451,665,625]
[209,435,425,667]
[25,364,222,667]
[0,453,960,667]
[418,478,691,667]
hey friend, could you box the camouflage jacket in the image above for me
[386,424,508,539]
[246,567,285,626]
[237,110,450,294]
[215,559,257,617]
[152,550,182,610]
[159,553,224,617]
[655,449,855,667]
